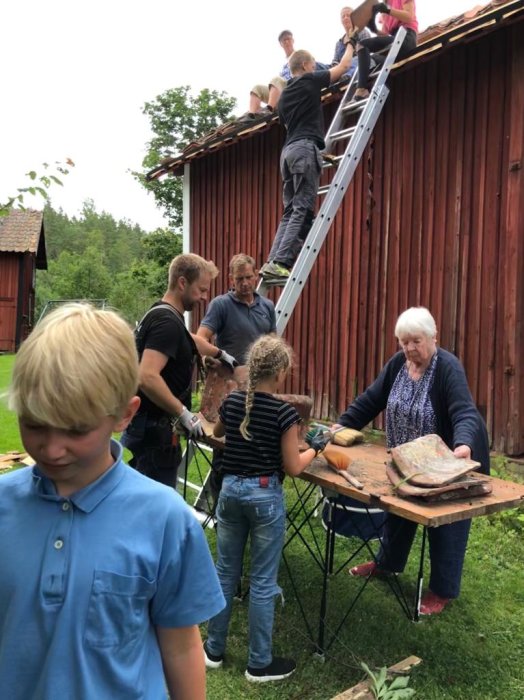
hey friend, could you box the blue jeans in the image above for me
[206,474,285,668]
[268,139,323,268]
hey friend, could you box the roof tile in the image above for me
[0,209,44,253]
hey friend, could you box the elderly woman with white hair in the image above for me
[335,306,490,615]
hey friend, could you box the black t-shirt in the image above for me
[278,70,331,149]
[219,390,300,479]
[135,302,196,417]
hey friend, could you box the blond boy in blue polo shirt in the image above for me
[0,303,224,700]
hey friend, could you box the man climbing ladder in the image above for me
[260,34,357,283]
[259,25,408,336]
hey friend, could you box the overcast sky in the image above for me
[1,0,484,232]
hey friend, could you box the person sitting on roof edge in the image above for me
[239,31,330,123]
[238,30,295,123]
[331,6,373,79]
[353,0,418,101]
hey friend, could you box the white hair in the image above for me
[394,307,437,339]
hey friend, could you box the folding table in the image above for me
[284,442,524,657]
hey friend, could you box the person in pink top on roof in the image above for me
[353,0,418,100]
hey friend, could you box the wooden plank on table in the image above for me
[330,655,422,700]
[381,475,524,527]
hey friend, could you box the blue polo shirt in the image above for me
[200,291,276,363]
[0,440,225,700]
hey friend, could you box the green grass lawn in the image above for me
[1,354,523,699]
[0,354,23,453]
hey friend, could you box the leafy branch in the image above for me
[0,159,75,216]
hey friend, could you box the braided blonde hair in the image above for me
[239,335,294,440]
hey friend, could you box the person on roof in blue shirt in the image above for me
[240,30,296,121]
[240,30,331,123]
[1,302,225,700]
[331,6,373,79]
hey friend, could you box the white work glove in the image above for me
[178,407,204,439]
[216,348,239,372]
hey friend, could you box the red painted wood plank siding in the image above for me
[190,21,524,455]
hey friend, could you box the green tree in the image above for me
[46,247,112,300]
[35,203,189,320]
[135,86,236,228]
[139,229,183,297]
[109,264,159,324]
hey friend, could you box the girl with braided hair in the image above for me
[204,334,319,682]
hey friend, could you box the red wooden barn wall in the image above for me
[190,21,524,455]
[0,254,19,352]
[0,252,36,352]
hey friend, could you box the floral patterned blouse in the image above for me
[385,352,438,449]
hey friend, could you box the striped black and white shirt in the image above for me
[219,390,300,478]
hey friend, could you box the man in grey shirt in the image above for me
[197,253,276,364]
[196,254,276,510]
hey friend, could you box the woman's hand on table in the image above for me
[453,444,471,460]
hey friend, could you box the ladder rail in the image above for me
[323,71,359,147]
[274,84,389,335]
[324,27,406,153]
[262,28,407,335]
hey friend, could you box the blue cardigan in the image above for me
[338,348,490,474]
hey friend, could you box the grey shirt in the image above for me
[200,291,276,364]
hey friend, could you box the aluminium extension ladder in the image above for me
[183,30,407,524]
[259,27,407,336]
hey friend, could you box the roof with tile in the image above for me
[147,0,522,180]
[0,209,44,253]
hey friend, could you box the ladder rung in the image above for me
[330,126,357,142]
[317,185,331,195]
[342,99,368,114]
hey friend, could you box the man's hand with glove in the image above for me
[178,407,204,439]
[374,2,391,13]
[343,27,360,50]
[216,349,239,372]
[305,427,332,456]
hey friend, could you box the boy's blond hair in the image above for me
[168,253,218,290]
[289,50,314,77]
[9,303,138,430]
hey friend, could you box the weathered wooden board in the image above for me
[350,0,378,33]
[330,655,422,700]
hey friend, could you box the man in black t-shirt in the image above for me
[261,37,357,282]
[121,253,219,487]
